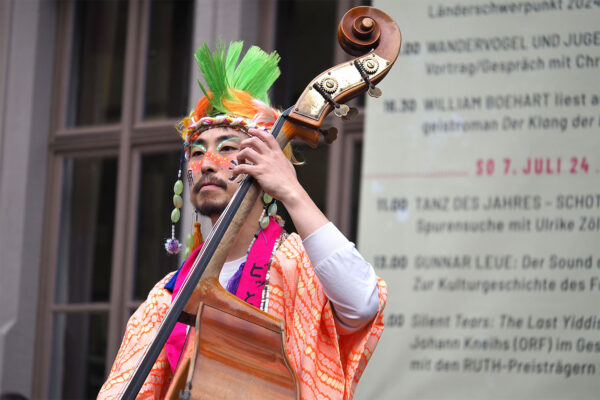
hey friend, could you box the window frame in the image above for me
[33,1,186,397]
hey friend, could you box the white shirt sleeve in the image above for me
[302,222,380,333]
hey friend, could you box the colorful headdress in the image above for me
[166,41,283,256]
[177,41,281,159]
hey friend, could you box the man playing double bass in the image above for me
[99,42,387,400]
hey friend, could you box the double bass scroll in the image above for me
[283,6,401,140]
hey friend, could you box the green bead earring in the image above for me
[165,149,185,254]
[259,192,276,230]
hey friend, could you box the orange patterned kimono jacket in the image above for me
[98,233,387,399]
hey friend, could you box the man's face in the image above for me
[187,127,244,217]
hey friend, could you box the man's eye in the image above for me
[220,146,238,152]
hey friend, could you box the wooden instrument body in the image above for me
[166,278,298,400]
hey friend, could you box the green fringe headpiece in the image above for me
[193,41,280,118]
[178,41,282,152]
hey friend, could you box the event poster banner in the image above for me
[356,1,600,399]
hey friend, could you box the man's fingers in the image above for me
[248,128,278,150]
[231,164,256,181]
[236,147,261,165]
[241,136,269,154]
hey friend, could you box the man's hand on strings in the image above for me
[233,128,329,239]
[233,128,301,205]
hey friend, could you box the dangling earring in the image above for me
[259,193,277,230]
[185,211,204,258]
[165,147,185,254]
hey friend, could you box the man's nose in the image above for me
[200,151,219,174]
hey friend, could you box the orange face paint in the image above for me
[187,151,235,188]
[188,151,234,171]
[187,137,239,186]
[205,151,234,169]
[188,159,203,172]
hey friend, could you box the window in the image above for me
[35,1,193,397]
[67,1,127,127]
[272,0,339,232]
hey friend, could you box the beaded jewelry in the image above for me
[164,154,184,254]
[183,211,203,258]
[259,193,277,230]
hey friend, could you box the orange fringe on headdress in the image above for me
[222,90,278,127]
[193,91,213,120]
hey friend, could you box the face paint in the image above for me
[187,137,238,183]
[210,152,234,169]
[190,143,207,155]
[187,143,206,176]
[187,151,235,182]
[216,136,241,151]
[187,169,194,187]
[188,159,203,172]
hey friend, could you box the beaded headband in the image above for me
[181,114,272,160]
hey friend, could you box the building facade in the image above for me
[0,0,367,398]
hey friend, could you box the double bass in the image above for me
[118,6,401,399]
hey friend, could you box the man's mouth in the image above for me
[200,183,219,191]
[193,176,227,194]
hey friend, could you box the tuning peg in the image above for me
[319,127,338,144]
[342,106,359,120]
[333,104,350,118]
[368,85,382,98]
[353,59,383,98]
[312,83,353,120]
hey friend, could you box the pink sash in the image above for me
[165,246,201,372]
[165,218,282,372]
[234,219,282,308]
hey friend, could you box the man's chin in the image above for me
[195,201,227,218]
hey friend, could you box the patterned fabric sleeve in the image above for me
[339,277,387,397]
[97,273,175,400]
[268,233,387,400]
